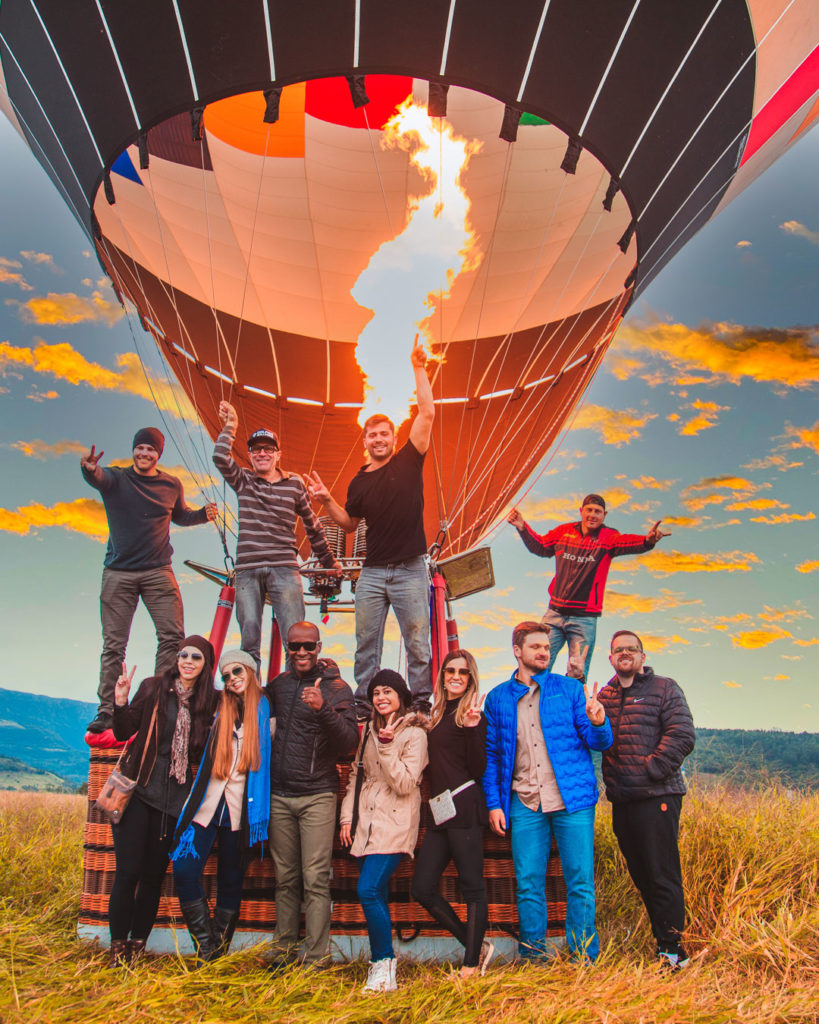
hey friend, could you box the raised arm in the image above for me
[212,400,244,491]
[80,444,114,492]
[306,471,359,534]
[408,337,434,455]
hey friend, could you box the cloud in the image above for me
[732,627,792,649]
[0,267,34,290]
[631,476,677,491]
[637,633,691,654]
[793,638,819,647]
[796,560,819,574]
[0,498,108,542]
[459,606,535,634]
[603,353,646,381]
[723,681,742,688]
[20,250,56,268]
[0,339,196,420]
[638,549,761,576]
[677,399,730,437]
[616,321,819,390]
[725,498,788,511]
[0,257,22,269]
[604,589,702,615]
[680,475,769,512]
[784,421,819,454]
[9,290,124,326]
[757,606,812,624]
[749,512,816,524]
[27,389,59,402]
[736,240,752,248]
[7,439,88,460]
[520,487,631,523]
[571,404,657,446]
[742,454,803,472]
[780,220,819,245]
[664,515,703,528]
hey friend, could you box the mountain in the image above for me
[0,754,74,792]
[0,687,96,787]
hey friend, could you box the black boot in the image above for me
[179,899,216,963]
[212,906,240,959]
[109,939,130,967]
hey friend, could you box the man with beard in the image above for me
[482,621,612,961]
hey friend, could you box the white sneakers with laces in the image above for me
[363,957,397,993]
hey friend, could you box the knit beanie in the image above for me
[366,668,412,708]
[179,634,215,677]
[219,648,258,674]
[133,427,165,456]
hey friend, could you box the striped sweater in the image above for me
[213,429,334,571]
[519,521,655,616]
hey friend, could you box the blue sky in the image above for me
[1,115,817,732]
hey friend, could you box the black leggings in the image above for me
[109,796,176,942]
[411,825,488,967]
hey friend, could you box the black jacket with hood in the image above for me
[266,658,358,796]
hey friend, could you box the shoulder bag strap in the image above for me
[349,725,368,840]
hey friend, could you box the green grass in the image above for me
[0,786,817,1023]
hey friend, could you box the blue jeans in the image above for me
[356,853,404,961]
[172,820,246,912]
[541,609,597,679]
[354,556,431,707]
[509,793,599,960]
[235,565,306,672]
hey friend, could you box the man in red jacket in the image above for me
[507,493,669,678]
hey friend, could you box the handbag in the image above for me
[346,727,368,847]
[95,702,158,825]
[429,779,475,826]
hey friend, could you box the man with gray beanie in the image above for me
[507,493,670,679]
[81,428,217,734]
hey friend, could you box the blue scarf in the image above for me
[171,694,271,861]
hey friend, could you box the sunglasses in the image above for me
[177,650,204,661]
[612,645,642,655]
[221,665,246,683]
[287,640,318,653]
[250,444,278,454]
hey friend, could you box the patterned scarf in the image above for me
[169,679,194,784]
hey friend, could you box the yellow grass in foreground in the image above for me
[0,786,817,1024]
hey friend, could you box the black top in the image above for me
[426,700,488,830]
[134,690,191,818]
[82,464,208,570]
[345,440,426,566]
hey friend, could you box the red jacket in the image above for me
[519,521,655,615]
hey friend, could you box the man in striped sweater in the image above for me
[213,402,341,673]
[507,494,669,680]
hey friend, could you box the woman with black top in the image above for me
[411,649,493,978]
[108,634,218,966]
[170,650,271,962]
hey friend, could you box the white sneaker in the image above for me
[363,958,396,993]
[479,940,496,976]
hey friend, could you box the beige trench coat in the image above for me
[339,715,428,858]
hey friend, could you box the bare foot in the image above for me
[459,965,479,979]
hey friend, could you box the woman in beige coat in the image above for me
[340,669,428,994]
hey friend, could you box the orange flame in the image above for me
[353,101,482,428]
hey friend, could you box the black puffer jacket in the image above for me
[597,667,695,802]
[266,659,358,796]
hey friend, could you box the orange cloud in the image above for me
[9,290,123,326]
[736,240,752,248]
[793,638,819,647]
[723,681,743,688]
[749,512,816,524]
[0,267,33,291]
[0,340,195,420]
[664,515,702,528]
[603,353,646,381]
[0,498,108,542]
[677,399,730,437]
[616,321,819,390]
[631,476,677,491]
[20,250,57,267]
[732,627,792,649]
[757,606,812,625]
[742,454,803,472]
[520,488,631,523]
[725,498,788,511]
[604,589,702,615]
[637,633,691,654]
[639,549,760,577]
[784,422,819,454]
[570,404,657,446]
[780,220,819,245]
[796,560,819,574]
[8,439,88,460]
[680,476,769,512]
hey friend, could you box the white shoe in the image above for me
[363,958,396,993]
[479,940,496,976]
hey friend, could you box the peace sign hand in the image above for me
[566,644,589,681]
[378,711,404,744]
[584,682,606,726]
[646,519,671,544]
[301,676,324,711]
[80,444,104,472]
[463,693,485,728]
[114,662,136,707]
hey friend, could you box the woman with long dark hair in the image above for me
[170,649,271,961]
[109,634,218,966]
[339,668,428,994]
[411,649,492,977]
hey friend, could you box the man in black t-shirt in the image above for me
[308,340,434,713]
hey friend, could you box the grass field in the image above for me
[0,785,817,1024]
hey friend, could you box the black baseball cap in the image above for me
[247,428,279,451]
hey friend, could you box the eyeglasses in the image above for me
[612,645,643,655]
[177,650,204,661]
[444,667,470,677]
[221,665,246,683]
[287,640,318,653]
[250,444,278,454]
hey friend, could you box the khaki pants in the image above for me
[268,791,337,963]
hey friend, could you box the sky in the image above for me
[0,113,817,733]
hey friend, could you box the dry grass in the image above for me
[0,786,817,1024]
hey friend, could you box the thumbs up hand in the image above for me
[301,676,324,711]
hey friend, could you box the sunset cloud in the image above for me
[732,627,792,649]
[736,240,752,248]
[20,250,57,267]
[725,498,788,511]
[723,681,742,688]
[796,560,819,574]
[604,589,702,615]
[570,404,657,446]
[616,321,819,390]
[10,289,124,326]
[0,256,33,291]
[520,487,631,523]
[742,454,803,472]
[677,399,730,436]
[8,438,88,460]
[749,512,816,524]
[784,421,819,454]
[663,515,703,528]
[0,497,108,542]
[780,220,819,245]
[0,340,196,420]
[680,476,769,512]
[631,476,677,491]
[639,549,760,577]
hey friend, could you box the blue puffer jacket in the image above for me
[482,670,613,821]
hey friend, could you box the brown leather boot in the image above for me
[128,938,147,964]
[109,939,130,967]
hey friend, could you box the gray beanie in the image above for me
[218,648,258,674]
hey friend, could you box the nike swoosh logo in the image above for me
[633,698,645,703]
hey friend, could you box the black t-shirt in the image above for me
[345,440,427,566]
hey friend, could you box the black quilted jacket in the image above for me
[597,667,695,802]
